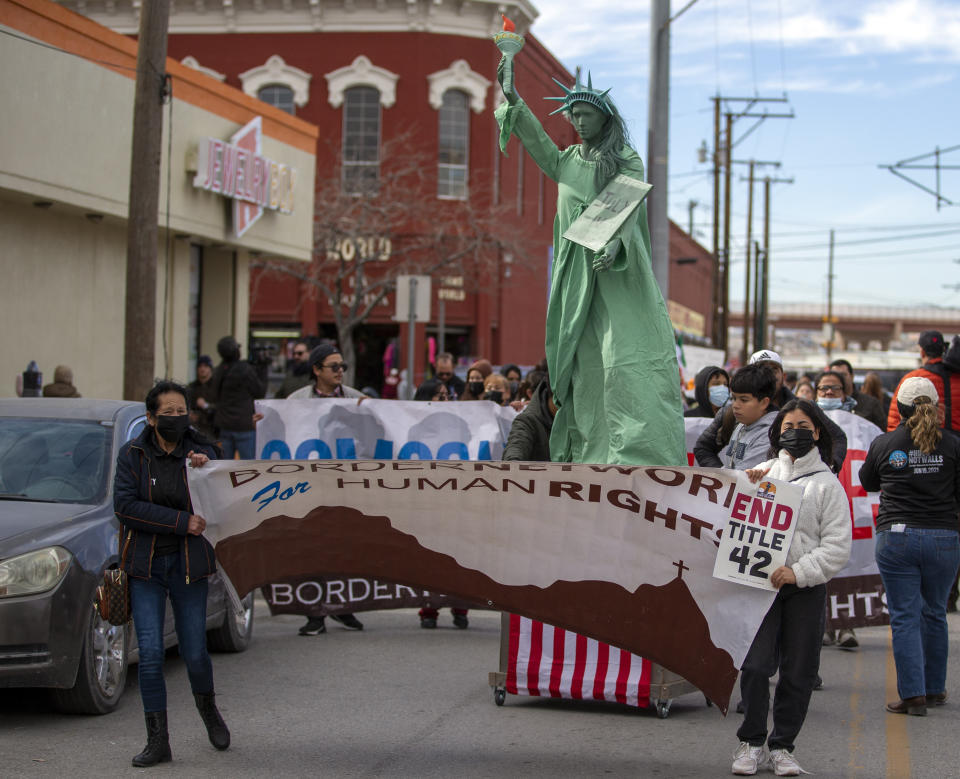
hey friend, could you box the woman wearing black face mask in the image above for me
[114,381,229,767]
[482,374,512,406]
[460,359,493,401]
[730,399,851,776]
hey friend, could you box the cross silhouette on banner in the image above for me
[673,559,690,579]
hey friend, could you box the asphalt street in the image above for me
[1,601,958,778]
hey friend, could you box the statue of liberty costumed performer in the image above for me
[495,56,685,467]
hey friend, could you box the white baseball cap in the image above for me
[748,349,783,367]
[897,376,938,406]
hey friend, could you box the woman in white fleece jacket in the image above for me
[731,398,852,778]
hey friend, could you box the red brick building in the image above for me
[65,0,715,391]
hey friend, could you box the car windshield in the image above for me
[0,418,111,504]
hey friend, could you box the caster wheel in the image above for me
[494,688,506,706]
[705,695,713,707]
[655,700,671,719]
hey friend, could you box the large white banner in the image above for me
[823,410,886,628]
[255,398,517,462]
[253,398,515,617]
[255,401,886,629]
[189,458,792,713]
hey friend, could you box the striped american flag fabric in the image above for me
[505,615,652,707]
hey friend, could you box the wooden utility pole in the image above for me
[647,0,671,299]
[826,229,836,361]
[735,160,781,364]
[762,179,771,348]
[753,239,763,350]
[721,112,733,354]
[711,96,793,358]
[741,160,756,366]
[710,98,722,348]
[754,175,793,350]
[123,0,171,401]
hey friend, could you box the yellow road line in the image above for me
[885,631,911,778]
[847,645,865,777]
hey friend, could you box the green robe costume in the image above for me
[495,99,684,467]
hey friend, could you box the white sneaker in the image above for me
[732,742,765,775]
[769,748,807,776]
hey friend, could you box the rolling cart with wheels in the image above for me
[488,613,709,718]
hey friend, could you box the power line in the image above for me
[772,227,960,253]
[761,222,960,237]
[770,242,960,262]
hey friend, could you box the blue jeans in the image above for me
[876,528,960,700]
[219,429,256,459]
[130,553,214,712]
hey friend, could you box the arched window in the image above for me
[257,84,296,115]
[438,90,469,199]
[240,55,311,110]
[342,86,381,194]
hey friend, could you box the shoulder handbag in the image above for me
[96,530,132,625]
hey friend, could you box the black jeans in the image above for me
[737,583,826,752]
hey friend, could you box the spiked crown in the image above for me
[544,70,612,116]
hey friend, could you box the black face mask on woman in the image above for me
[779,428,816,459]
[156,414,191,444]
[467,381,485,397]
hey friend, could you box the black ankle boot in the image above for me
[132,710,172,767]
[194,691,231,750]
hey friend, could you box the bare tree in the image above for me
[252,131,532,386]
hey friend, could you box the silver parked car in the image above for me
[0,399,253,714]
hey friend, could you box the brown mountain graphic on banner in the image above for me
[215,505,738,712]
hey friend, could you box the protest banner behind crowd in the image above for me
[252,400,888,631]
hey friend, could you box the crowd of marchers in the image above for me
[686,331,959,775]
[28,329,958,776]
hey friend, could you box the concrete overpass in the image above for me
[728,303,960,350]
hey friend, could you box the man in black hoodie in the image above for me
[211,336,266,459]
[503,377,556,462]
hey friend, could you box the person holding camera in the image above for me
[210,336,267,459]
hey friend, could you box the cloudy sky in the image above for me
[527,0,960,309]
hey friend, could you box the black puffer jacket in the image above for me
[503,381,553,462]
[114,426,220,582]
[211,359,266,431]
[859,424,960,532]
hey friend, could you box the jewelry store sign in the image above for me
[192,117,297,237]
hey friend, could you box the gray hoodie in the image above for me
[719,410,779,470]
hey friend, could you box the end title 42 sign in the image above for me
[713,477,802,591]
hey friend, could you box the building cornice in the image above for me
[56,0,538,37]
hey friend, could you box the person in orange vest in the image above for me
[887,330,960,433]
